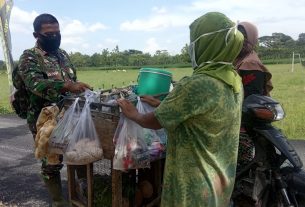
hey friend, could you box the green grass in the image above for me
[266,64,305,139]
[76,68,192,89]
[1,65,304,139]
[0,71,12,115]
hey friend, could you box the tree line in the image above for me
[258,33,305,64]
[68,45,190,69]
[0,32,304,70]
[68,32,305,68]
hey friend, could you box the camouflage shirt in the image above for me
[18,45,77,125]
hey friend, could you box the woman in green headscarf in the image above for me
[118,12,244,207]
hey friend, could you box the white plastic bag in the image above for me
[64,90,103,165]
[136,99,167,160]
[48,97,80,154]
[113,113,150,171]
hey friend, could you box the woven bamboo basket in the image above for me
[63,98,120,160]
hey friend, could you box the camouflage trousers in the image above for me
[29,123,63,180]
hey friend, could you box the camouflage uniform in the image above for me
[18,45,76,178]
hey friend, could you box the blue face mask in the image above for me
[38,32,61,52]
[189,24,237,69]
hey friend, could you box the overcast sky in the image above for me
[1,0,305,60]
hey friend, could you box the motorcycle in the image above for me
[232,94,305,207]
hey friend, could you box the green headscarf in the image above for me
[190,12,244,93]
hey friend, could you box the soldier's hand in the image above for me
[62,82,91,94]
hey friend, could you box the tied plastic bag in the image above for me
[113,113,150,171]
[64,90,103,165]
[35,105,61,165]
[136,98,167,160]
[48,98,81,154]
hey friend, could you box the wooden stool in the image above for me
[67,163,93,207]
[67,162,123,207]
[111,168,122,207]
[66,159,164,207]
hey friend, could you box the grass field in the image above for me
[0,64,304,139]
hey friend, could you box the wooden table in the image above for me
[64,98,164,206]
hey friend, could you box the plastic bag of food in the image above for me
[136,99,167,160]
[35,105,61,165]
[64,90,103,165]
[113,113,150,171]
[48,98,81,154]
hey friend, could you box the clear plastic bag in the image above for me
[64,90,103,165]
[48,98,81,154]
[136,99,167,160]
[113,113,150,171]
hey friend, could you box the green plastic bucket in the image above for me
[136,68,172,100]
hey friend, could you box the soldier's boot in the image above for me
[43,174,70,207]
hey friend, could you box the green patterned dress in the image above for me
[155,74,242,207]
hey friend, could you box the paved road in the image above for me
[0,114,304,207]
[0,115,68,207]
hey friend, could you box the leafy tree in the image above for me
[153,50,171,65]
[259,33,294,48]
[69,52,90,67]
[296,33,305,47]
[90,53,102,67]
[258,33,298,62]
[123,49,143,55]
[180,44,191,63]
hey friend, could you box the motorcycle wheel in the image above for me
[295,195,305,207]
[270,194,305,207]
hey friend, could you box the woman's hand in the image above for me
[140,95,161,107]
[117,98,162,130]
[117,99,139,120]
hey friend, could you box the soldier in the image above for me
[18,13,90,207]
